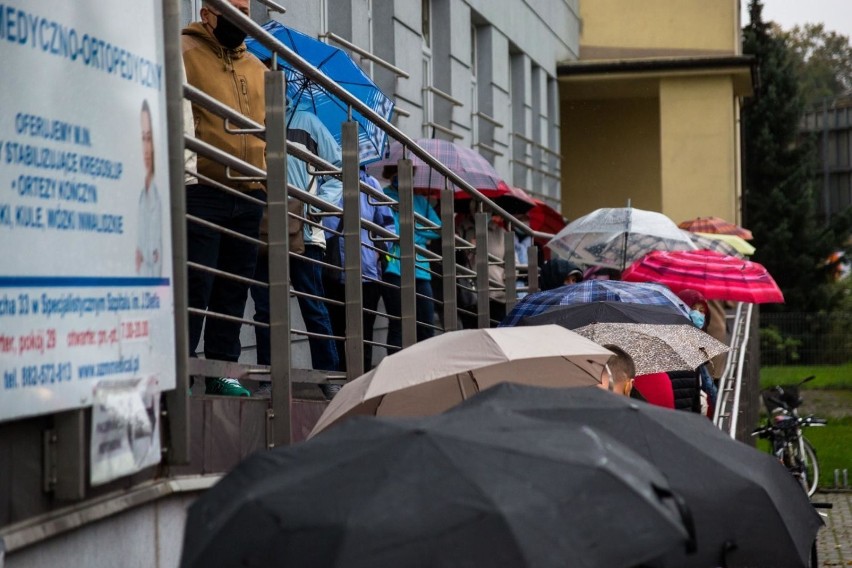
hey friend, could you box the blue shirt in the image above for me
[382,186,441,280]
[286,98,343,245]
[326,170,395,283]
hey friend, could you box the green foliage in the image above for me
[777,23,852,109]
[742,1,843,313]
[759,326,801,364]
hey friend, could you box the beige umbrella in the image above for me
[309,325,613,437]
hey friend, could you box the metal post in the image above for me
[475,212,491,328]
[397,159,417,347]
[440,187,458,331]
[527,244,539,293]
[162,0,189,465]
[503,225,516,316]
[266,70,292,447]
[341,122,364,379]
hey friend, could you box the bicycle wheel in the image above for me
[800,438,819,497]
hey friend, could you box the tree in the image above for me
[742,0,839,313]
[778,23,852,109]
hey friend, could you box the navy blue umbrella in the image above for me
[246,20,394,164]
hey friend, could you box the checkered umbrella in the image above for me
[548,207,697,271]
[678,217,753,240]
[622,249,784,304]
[500,280,691,327]
[367,139,504,195]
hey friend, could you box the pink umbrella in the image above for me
[622,249,784,304]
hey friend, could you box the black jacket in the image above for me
[667,370,700,412]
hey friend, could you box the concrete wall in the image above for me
[561,97,661,219]
[6,494,197,568]
[659,76,738,223]
[579,0,740,59]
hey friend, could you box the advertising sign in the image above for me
[0,1,176,421]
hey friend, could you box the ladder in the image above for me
[713,302,754,438]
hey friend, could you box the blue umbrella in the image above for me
[245,20,394,164]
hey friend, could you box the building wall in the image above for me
[579,0,740,59]
[177,0,575,203]
[659,75,738,223]
[561,97,662,219]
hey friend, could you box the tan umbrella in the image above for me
[309,325,613,437]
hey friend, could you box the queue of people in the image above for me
[179,1,727,412]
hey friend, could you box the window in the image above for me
[422,0,431,48]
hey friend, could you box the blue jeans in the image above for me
[251,245,339,371]
[382,273,435,354]
[186,185,264,362]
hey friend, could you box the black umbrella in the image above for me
[446,384,823,568]
[518,301,691,328]
[181,414,692,568]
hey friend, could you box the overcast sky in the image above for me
[741,0,852,38]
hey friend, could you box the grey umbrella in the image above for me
[181,413,693,568]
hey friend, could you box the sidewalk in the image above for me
[815,492,851,567]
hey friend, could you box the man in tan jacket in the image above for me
[182,0,266,396]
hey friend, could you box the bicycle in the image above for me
[752,375,827,497]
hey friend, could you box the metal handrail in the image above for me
[320,32,411,78]
[210,0,551,240]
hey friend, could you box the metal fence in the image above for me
[760,312,852,366]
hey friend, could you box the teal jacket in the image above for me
[382,186,441,280]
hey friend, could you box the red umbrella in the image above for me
[678,217,753,240]
[622,249,784,304]
[528,199,567,234]
[454,182,536,214]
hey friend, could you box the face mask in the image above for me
[212,13,247,49]
[689,309,705,329]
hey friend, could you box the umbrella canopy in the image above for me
[518,301,691,328]
[454,182,536,214]
[678,216,753,240]
[694,232,756,256]
[548,207,697,270]
[684,230,746,259]
[367,139,504,195]
[245,21,394,164]
[449,383,823,568]
[182,414,692,568]
[571,322,729,375]
[528,198,567,234]
[622,249,785,304]
[500,280,691,327]
[309,325,612,436]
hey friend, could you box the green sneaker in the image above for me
[205,377,251,397]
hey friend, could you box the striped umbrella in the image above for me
[622,250,784,304]
[678,217,753,240]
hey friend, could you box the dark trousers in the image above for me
[382,273,435,354]
[325,278,383,372]
[251,245,339,371]
[186,185,264,362]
